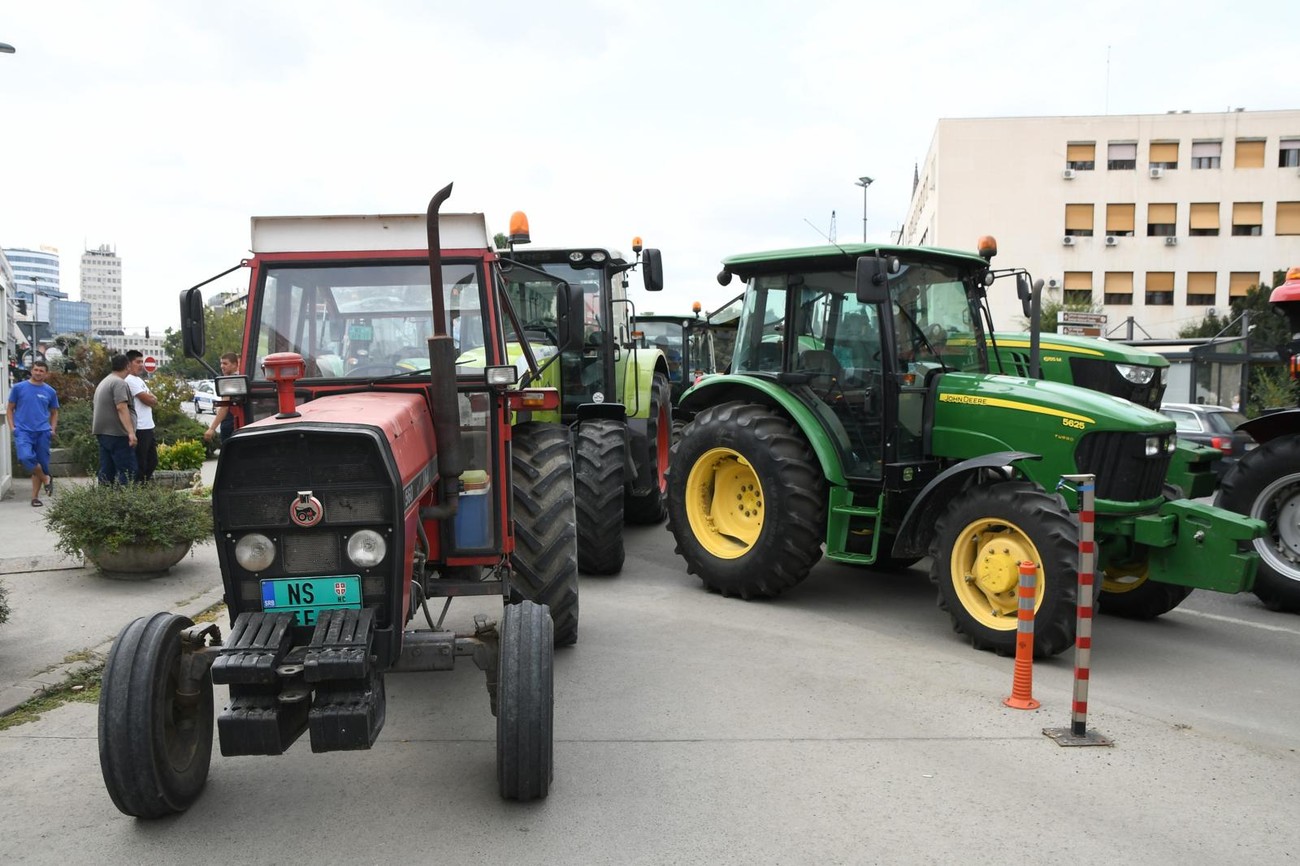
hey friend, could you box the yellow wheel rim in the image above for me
[685,447,764,559]
[1101,561,1148,594]
[948,516,1044,631]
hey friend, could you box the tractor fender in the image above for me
[892,451,1043,558]
[678,374,850,486]
[620,346,669,420]
[1236,407,1300,446]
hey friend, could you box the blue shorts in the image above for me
[15,429,52,475]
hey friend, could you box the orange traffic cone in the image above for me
[1004,560,1040,710]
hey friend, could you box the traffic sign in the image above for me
[143,356,158,373]
[1060,311,1107,327]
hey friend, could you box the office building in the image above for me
[81,243,123,334]
[3,246,66,343]
[902,109,1300,338]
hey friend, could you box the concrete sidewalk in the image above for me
[0,459,223,715]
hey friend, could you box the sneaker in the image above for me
[44,476,54,497]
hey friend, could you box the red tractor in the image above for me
[97,186,579,817]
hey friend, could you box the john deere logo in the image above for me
[290,491,324,528]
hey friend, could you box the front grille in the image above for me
[223,489,388,529]
[283,533,341,574]
[1075,431,1170,500]
[222,432,390,489]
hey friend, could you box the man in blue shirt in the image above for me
[7,360,60,506]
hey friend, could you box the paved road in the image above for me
[1,522,1297,865]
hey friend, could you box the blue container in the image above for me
[453,474,491,548]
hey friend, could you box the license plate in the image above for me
[260,575,362,626]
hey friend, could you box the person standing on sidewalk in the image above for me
[6,359,60,506]
[92,354,138,485]
[125,349,159,483]
[203,352,241,449]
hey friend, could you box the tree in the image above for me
[161,306,246,380]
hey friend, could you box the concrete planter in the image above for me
[86,541,193,580]
[151,469,200,490]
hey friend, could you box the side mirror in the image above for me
[855,255,897,303]
[554,281,585,354]
[1016,274,1032,319]
[179,288,206,358]
[642,248,664,292]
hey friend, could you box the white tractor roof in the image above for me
[250,212,493,254]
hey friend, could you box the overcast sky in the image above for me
[2,1,1298,335]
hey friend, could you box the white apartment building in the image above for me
[81,243,123,334]
[902,109,1300,338]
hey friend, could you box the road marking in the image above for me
[1173,607,1300,636]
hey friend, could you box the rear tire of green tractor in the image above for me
[1217,436,1300,613]
[99,612,213,818]
[625,372,672,525]
[497,600,554,802]
[510,422,580,647]
[930,482,1077,657]
[666,402,825,598]
[575,419,626,575]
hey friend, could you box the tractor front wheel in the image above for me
[99,612,213,818]
[1099,562,1192,619]
[625,372,672,525]
[931,482,1077,657]
[510,422,579,646]
[666,401,825,598]
[1217,435,1300,613]
[575,419,626,575]
[497,600,554,802]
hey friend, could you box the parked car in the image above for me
[1158,402,1256,478]
[191,380,217,414]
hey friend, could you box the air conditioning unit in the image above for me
[1062,235,1076,246]
[1164,236,1178,246]
[1149,166,1165,179]
[1105,235,1119,246]
[1062,168,1077,180]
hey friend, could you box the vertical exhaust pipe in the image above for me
[424,183,463,519]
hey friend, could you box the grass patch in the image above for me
[0,663,103,731]
[192,601,228,625]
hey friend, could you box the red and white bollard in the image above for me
[1045,474,1112,747]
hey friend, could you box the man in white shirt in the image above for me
[126,350,159,482]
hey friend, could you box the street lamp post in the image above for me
[855,176,874,243]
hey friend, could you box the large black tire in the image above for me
[575,419,626,575]
[1099,562,1193,619]
[1217,435,1300,612]
[497,600,554,801]
[510,422,579,646]
[666,402,826,598]
[99,612,213,818]
[930,482,1078,657]
[625,372,672,525]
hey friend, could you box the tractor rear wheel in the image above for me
[510,422,579,646]
[497,600,554,802]
[575,419,626,575]
[666,402,825,598]
[625,372,672,525]
[1100,562,1193,619]
[1217,435,1300,612]
[931,482,1077,657]
[99,612,213,818]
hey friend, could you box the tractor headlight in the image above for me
[235,533,277,571]
[346,529,387,568]
[1116,364,1156,385]
[1145,435,1163,457]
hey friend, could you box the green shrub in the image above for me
[0,580,10,626]
[157,439,206,471]
[43,483,212,558]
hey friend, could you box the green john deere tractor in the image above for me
[496,217,672,575]
[665,239,1266,656]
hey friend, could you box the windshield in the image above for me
[500,261,606,347]
[251,261,488,380]
[887,259,981,371]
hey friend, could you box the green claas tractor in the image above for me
[496,213,671,575]
[97,186,577,817]
[665,238,1266,655]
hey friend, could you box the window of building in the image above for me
[1231,202,1263,236]
[1190,274,1216,308]
[1104,271,1134,306]
[1106,203,1135,237]
[1107,142,1137,170]
[1063,271,1092,306]
[1279,138,1300,168]
[1145,271,1174,306]
[1149,141,1179,170]
[1065,203,1094,236]
[1278,202,1300,236]
[1235,138,1265,169]
[1066,142,1096,170]
[1189,202,1220,236]
[1230,271,1259,298]
[1146,203,1176,236]
[1190,140,1222,169]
